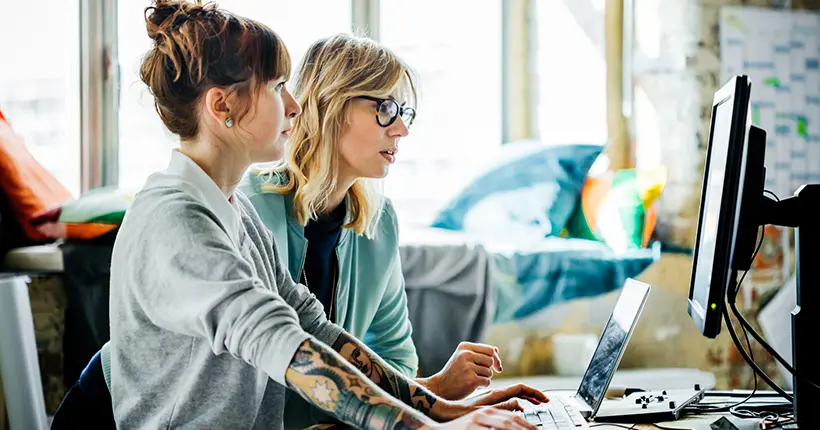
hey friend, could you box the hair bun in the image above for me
[144,0,213,41]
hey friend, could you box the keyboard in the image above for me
[521,396,589,429]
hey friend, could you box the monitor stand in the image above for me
[759,183,820,427]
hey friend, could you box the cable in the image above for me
[649,424,684,430]
[590,424,635,429]
[725,301,820,390]
[687,229,765,414]
[689,227,792,407]
[721,227,792,402]
[727,191,820,392]
[764,189,780,202]
[721,304,792,401]
[735,303,759,406]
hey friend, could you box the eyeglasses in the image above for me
[358,96,416,128]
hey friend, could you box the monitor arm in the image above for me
[756,183,820,426]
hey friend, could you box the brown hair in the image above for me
[140,0,291,140]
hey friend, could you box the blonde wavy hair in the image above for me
[257,33,417,238]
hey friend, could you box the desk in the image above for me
[590,415,771,429]
[314,412,775,430]
[590,398,792,429]
[491,372,789,429]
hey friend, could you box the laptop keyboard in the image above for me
[521,397,589,429]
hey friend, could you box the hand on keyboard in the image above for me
[430,408,538,429]
[462,383,550,411]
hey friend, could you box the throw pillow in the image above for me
[563,167,666,252]
[431,141,605,237]
[30,186,132,240]
[0,114,73,242]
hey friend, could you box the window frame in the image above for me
[86,0,626,189]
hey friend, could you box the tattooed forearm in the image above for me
[285,338,433,430]
[332,331,440,415]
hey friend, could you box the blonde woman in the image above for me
[240,34,548,429]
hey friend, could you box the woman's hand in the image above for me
[460,384,549,410]
[429,384,548,422]
[426,408,537,430]
[419,342,504,401]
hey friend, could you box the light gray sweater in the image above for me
[108,151,343,429]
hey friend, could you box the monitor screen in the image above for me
[687,75,753,338]
[576,279,650,413]
[691,97,734,313]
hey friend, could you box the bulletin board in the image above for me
[720,6,820,198]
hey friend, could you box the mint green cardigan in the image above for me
[240,169,418,428]
[238,169,418,377]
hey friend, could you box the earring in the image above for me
[225,118,233,128]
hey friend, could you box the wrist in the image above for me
[430,399,471,422]
[416,374,441,397]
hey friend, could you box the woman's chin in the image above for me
[252,147,284,164]
[368,165,390,179]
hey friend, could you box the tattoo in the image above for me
[332,332,439,415]
[285,338,429,430]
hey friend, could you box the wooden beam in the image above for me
[502,0,535,142]
[605,0,631,169]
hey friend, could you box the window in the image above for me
[534,0,607,146]
[116,1,351,191]
[0,0,82,196]
[380,1,503,226]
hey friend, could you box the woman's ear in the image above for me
[203,87,231,125]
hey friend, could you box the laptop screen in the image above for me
[575,279,650,413]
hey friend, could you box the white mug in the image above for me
[552,333,597,376]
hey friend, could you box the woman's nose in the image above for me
[286,91,302,118]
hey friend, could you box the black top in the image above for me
[301,203,346,321]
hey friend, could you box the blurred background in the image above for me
[1,0,818,426]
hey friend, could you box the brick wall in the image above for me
[633,0,820,249]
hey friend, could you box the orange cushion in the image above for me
[0,116,72,242]
[564,168,665,251]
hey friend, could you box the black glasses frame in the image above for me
[358,96,416,127]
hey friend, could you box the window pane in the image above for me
[535,0,607,145]
[0,0,81,196]
[380,1,503,226]
[117,1,351,191]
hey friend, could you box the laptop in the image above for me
[518,278,651,429]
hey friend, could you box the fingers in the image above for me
[459,342,505,373]
[494,384,547,405]
[471,363,493,379]
[465,351,494,368]
[492,349,503,373]
[507,384,549,403]
[476,376,492,389]
[471,408,537,430]
[458,342,496,356]
[494,398,523,411]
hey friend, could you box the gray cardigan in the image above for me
[108,151,343,429]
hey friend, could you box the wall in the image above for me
[632,0,820,249]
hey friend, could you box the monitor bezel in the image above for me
[687,75,752,339]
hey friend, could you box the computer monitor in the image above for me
[688,74,820,426]
[687,75,765,339]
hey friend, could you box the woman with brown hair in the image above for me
[51,1,543,429]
